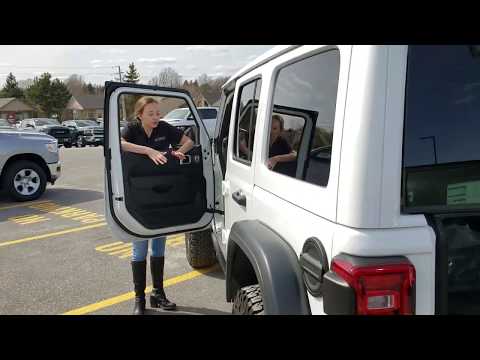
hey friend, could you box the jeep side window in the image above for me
[266,111,306,177]
[233,79,262,164]
[268,49,340,187]
[403,45,480,212]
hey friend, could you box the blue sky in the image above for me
[0,45,274,86]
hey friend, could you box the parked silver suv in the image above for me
[0,128,61,201]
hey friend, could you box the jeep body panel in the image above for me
[104,45,459,315]
[226,220,310,314]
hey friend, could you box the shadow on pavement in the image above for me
[145,306,230,315]
[202,269,226,280]
[0,187,105,224]
[0,187,104,207]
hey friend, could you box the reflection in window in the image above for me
[234,79,261,164]
[268,49,340,187]
[403,46,480,211]
[118,94,198,144]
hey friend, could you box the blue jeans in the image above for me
[132,236,166,262]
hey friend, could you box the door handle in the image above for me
[232,190,246,207]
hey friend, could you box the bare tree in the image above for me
[197,73,210,86]
[64,74,85,97]
[149,67,183,88]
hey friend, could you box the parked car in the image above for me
[0,127,60,201]
[163,106,218,138]
[63,119,104,147]
[104,45,480,315]
[20,118,74,148]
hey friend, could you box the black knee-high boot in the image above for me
[150,256,176,310]
[131,260,147,315]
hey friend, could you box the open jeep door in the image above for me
[103,82,214,242]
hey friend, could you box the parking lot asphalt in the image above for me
[0,146,231,315]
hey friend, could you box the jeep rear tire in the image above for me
[185,229,217,268]
[232,285,264,315]
[3,160,47,202]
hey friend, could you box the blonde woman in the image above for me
[121,96,194,315]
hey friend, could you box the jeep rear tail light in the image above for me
[330,255,415,315]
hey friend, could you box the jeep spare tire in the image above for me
[3,160,47,202]
[232,284,264,315]
[185,229,217,268]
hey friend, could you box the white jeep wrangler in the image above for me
[104,45,480,315]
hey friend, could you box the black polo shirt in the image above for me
[269,136,292,158]
[121,120,184,151]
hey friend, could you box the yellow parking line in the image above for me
[0,200,51,212]
[94,242,124,252]
[118,250,134,259]
[62,266,218,315]
[0,222,107,248]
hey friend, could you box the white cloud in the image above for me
[186,45,230,57]
[0,62,11,67]
[101,48,127,55]
[90,58,128,67]
[137,57,176,64]
[186,64,197,70]
[209,72,227,77]
[214,64,238,70]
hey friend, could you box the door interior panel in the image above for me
[121,145,206,229]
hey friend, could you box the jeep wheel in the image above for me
[3,161,47,202]
[232,285,264,315]
[185,229,217,268]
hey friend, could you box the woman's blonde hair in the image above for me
[134,96,160,119]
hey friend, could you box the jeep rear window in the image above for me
[403,45,480,212]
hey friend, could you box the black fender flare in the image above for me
[226,220,311,315]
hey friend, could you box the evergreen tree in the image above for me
[124,62,140,83]
[0,73,24,98]
[25,73,71,119]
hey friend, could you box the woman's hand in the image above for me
[146,148,168,165]
[267,156,278,170]
[171,150,186,161]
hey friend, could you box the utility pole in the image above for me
[113,66,124,82]
[112,66,126,121]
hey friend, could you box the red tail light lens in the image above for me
[331,257,416,315]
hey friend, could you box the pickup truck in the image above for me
[0,128,61,201]
[63,119,104,147]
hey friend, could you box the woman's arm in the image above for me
[121,138,168,165]
[267,151,297,170]
[171,135,194,160]
[273,151,297,163]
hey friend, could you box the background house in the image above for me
[65,95,104,120]
[0,98,35,123]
